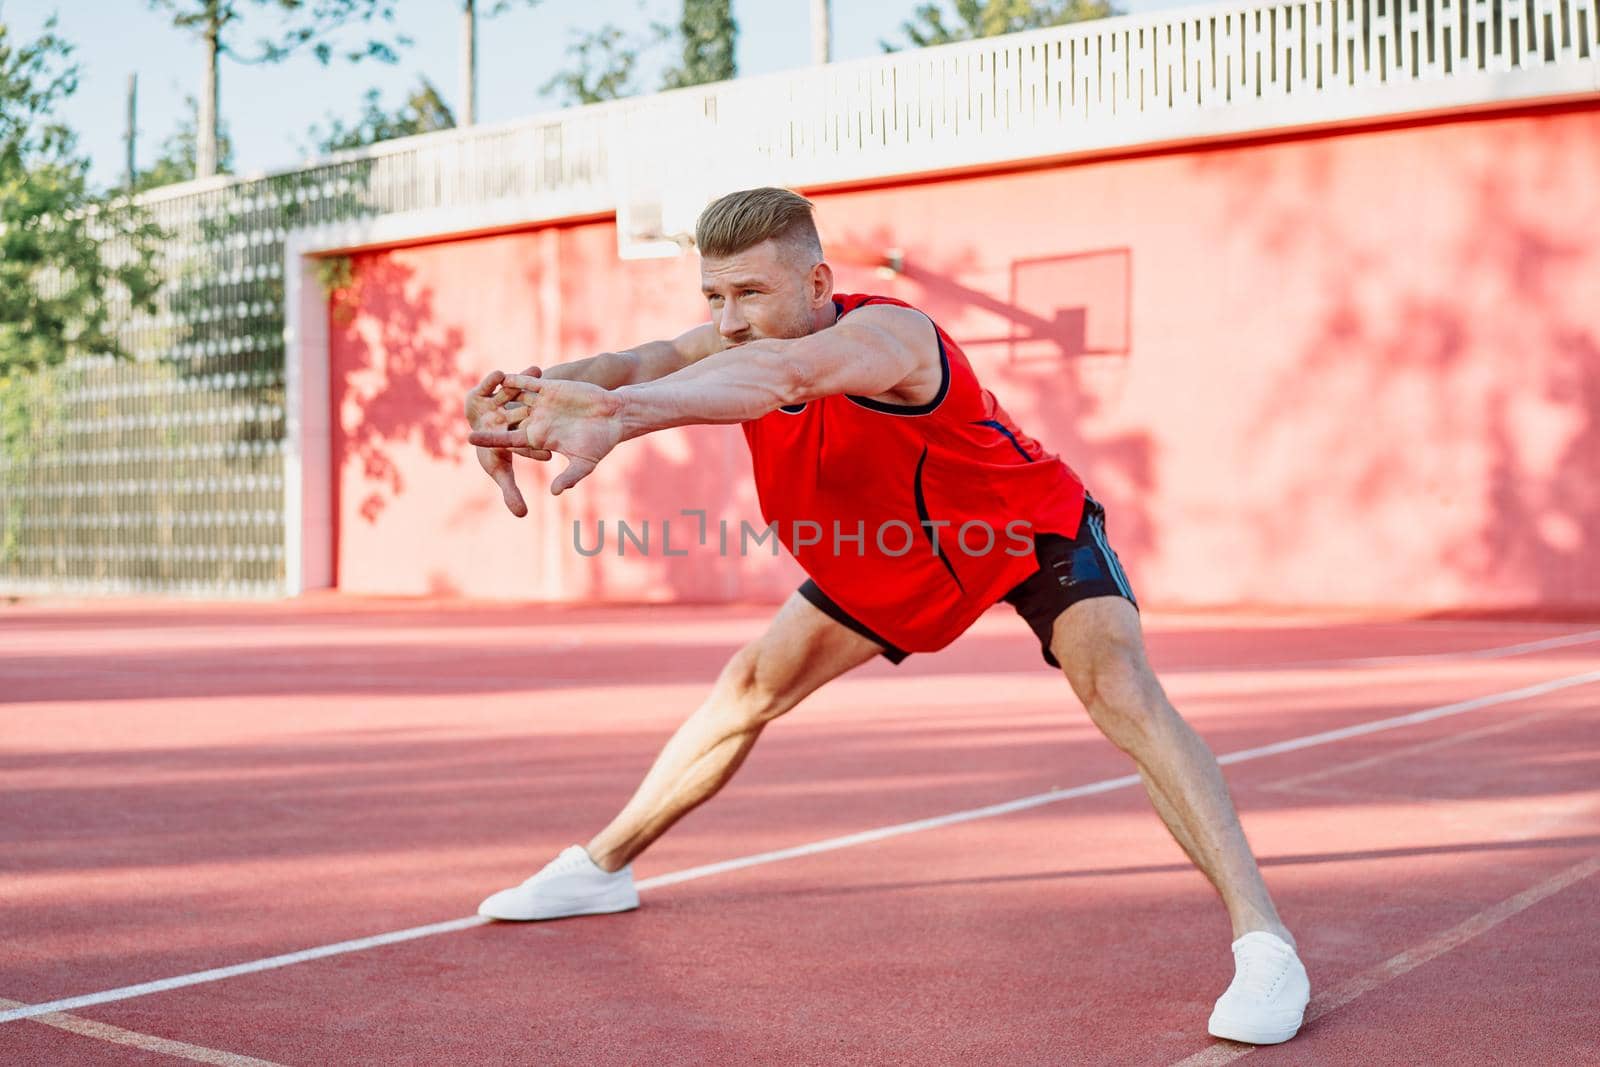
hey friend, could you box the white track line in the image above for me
[1260,705,1568,794]
[1169,854,1600,1066]
[1220,626,1600,672]
[0,918,488,1025]
[1345,627,1600,665]
[0,997,285,1065]
[1212,670,1600,768]
[3,667,1598,1027]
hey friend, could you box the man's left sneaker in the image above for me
[477,846,639,921]
[1207,931,1310,1044]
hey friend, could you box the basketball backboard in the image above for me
[611,96,721,260]
[609,90,781,261]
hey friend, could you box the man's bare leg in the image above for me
[1049,597,1292,945]
[585,592,883,872]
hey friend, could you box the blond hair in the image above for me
[694,187,823,261]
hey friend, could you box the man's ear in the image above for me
[809,261,835,308]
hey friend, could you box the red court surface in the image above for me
[3,599,1598,1065]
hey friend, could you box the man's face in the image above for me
[700,238,824,346]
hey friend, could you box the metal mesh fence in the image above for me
[1,120,607,595]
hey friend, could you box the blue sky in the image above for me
[5,0,1190,190]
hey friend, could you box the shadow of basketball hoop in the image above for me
[1007,249,1132,363]
[909,247,1132,363]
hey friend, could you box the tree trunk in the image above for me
[125,73,138,189]
[460,0,477,126]
[811,0,831,64]
[198,7,220,178]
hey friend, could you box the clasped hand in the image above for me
[464,368,623,513]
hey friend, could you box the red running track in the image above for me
[2,599,1598,1065]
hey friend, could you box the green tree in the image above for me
[0,21,162,379]
[540,22,668,106]
[127,95,236,192]
[883,0,1118,51]
[307,77,455,153]
[661,0,737,89]
[147,1,412,177]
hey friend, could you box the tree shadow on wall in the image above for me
[329,255,474,525]
[1207,114,1600,609]
[831,225,1157,568]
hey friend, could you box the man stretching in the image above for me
[466,187,1310,1045]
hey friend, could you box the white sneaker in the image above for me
[478,846,640,921]
[1207,931,1310,1044]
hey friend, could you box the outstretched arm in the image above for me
[464,322,724,514]
[468,306,936,494]
[609,305,931,438]
[541,322,724,387]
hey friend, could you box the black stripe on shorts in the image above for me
[1000,495,1139,669]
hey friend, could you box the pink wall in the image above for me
[329,226,804,601]
[329,101,1600,611]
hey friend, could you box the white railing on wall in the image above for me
[140,0,1600,242]
[720,0,1599,180]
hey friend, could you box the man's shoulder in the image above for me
[828,296,940,357]
[836,292,919,316]
[834,294,934,338]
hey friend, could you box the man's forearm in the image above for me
[611,339,801,440]
[542,339,681,389]
[540,351,635,389]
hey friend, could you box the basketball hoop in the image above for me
[611,97,720,260]
[609,89,782,261]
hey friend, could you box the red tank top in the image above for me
[741,294,1086,652]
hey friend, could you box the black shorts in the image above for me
[797,496,1138,670]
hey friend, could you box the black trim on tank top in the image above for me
[973,418,1034,462]
[912,445,965,593]
[778,403,808,414]
[834,298,951,417]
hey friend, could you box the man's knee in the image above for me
[708,592,877,730]
[1053,602,1169,752]
[711,641,790,726]
[1078,649,1168,747]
